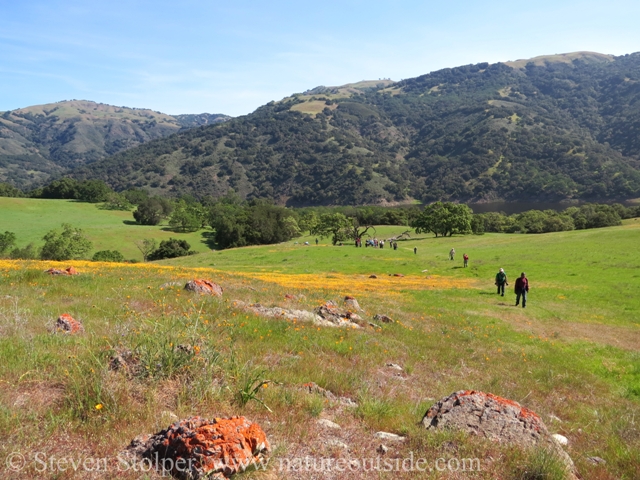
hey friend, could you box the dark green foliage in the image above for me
[35,178,113,202]
[147,238,195,260]
[72,53,640,205]
[208,197,300,249]
[39,177,81,199]
[92,250,125,262]
[133,197,173,225]
[0,183,24,197]
[9,243,39,260]
[0,231,17,254]
[411,202,472,237]
[40,223,93,261]
[76,179,112,203]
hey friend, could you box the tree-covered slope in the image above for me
[0,100,230,188]
[73,52,640,205]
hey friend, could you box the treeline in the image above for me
[472,203,639,234]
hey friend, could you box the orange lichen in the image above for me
[55,313,84,334]
[457,390,540,421]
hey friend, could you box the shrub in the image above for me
[40,223,93,261]
[147,238,195,261]
[9,243,39,259]
[92,250,125,262]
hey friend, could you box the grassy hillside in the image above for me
[0,197,212,260]
[0,100,230,188]
[0,222,638,478]
[73,51,640,205]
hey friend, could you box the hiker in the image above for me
[495,268,508,296]
[315,238,318,245]
[463,253,469,267]
[514,272,529,308]
[414,247,417,255]
[449,248,455,260]
[393,242,398,251]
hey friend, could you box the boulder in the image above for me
[315,302,364,327]
[125,416,270,480]
[423,390,576,477]
[184,279,223,296]
[54,314,84,334]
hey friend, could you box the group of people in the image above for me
[360,238,399,250]
[449,248,470,268]
[495,268,529,308]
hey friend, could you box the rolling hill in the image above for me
[0,100,230,188]
[69,51,640,205]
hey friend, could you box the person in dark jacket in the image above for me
[495,268,508,296]
[514,272,529,308]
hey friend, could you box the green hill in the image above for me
[0,197,212,260]
[0,100,230,188]
[71,51,640,205]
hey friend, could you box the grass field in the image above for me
[0,214,639,478]
[0,197,212,260]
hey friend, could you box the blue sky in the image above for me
[1,0,639,116]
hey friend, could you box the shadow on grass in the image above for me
[201,231,218,249]
[478,291,495,295]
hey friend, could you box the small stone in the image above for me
[377,444,389,454]
[344,296,363,311]
[421,269,429,272]
[326,439,349,450]
[373,314,394,323]
[393,273,405,277]
[548,414,563,423]
[369,274,377,279]
[374,432,405,442]
[386,363,403,371]
[586,456,606,465]
[317,419,341,429]
[552,434,569,446]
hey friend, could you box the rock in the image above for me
[108,348,139,373]
[317,419,341,429]
[393,273,405,277]
[421,269,429,273]
[124,416,270,480]
[326,439,349,450]
[423,390,577,477]
[373,314,394,324]
[374,432,405,442]
[548,414,563,423]
[184,279,223,296]
[54,314,84,334]
[386,363,403,371]
[552,433,569,446]
[45,266,79,276]
[284,294,295,300]
[586,456,606,465]
[369,275,377,279]
[369,322,382,329]
[377,444,389,454]
[302,382,357,407]
[344,296,363,311]
[314,302,364,328]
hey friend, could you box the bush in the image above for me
[9,243,39,259]
[0,231,17,254]
[40,224,93,261]
[147,238,195,261]
[92,250,125,262]
[133,197,174,225]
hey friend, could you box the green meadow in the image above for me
[0,197,212,260]
[0,207,639,478]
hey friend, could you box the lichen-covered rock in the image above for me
[423,390,576,477]
[124,416,270,480]
[55,314,84,334]
[45,266,79,276]
[234,300,363,329]
[184,279,223,296]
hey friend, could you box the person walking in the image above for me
[495,268,508,296]
[449,248,455,260]
[315,238,318,245]
[514,272,529,308]
[463,253,469,268]
[413,247,417,255]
